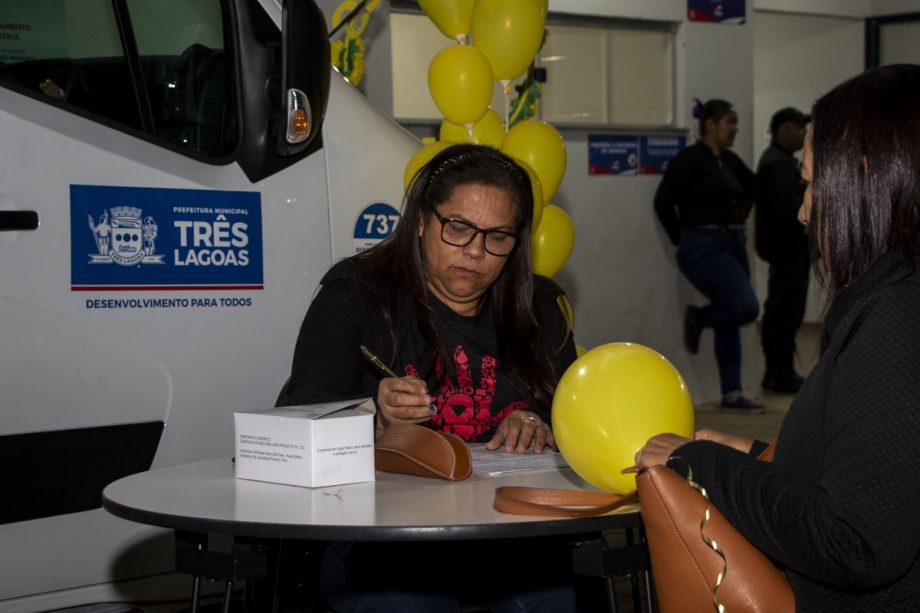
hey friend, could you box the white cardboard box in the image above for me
[234,398,376,488]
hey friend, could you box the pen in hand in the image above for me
[359,345,398,378]
[359,345,436,414]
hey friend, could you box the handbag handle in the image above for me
[493,486,638,517]
[493,443,776,518]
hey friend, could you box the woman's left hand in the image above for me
[621,433,692,474]
[486,410,556,454]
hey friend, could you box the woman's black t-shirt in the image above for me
[396,297,533,443]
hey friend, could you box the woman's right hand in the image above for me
[694,429,754,454]
[376,376,433,429]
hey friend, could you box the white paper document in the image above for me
[469,443,569,476]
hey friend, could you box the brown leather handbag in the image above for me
[639,465,795,612]
[493,446,796,612]
[374,423,472,480]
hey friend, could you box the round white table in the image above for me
[102,459,648,613]
[103,458,641,540]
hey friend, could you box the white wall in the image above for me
[754,0,920,17]
[751,11,865,322]
[871,0,920,15]
[548,0,682,21]
[754,0,870,17]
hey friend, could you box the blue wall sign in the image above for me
[688,0,746,24]
[639,136,687,175]
[588,135,639,175]
[71,185,263,291]
[353,202,400,253]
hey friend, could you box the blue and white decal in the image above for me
[639,135,687,175]
[588,134,639,175]
[687,0,746,24]
[353,202,400,253]
[71,185,263,291]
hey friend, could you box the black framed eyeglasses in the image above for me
[428,209,519,257]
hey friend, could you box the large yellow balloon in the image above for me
[418,0,475,40]
[403,140,455,192]
[439,108,505,147]
[536,0,548,17]
[470,0,545,81]
[501,120,567,204]
[531,204,573,277]
[553,343,695,494]
[428,44,493,126]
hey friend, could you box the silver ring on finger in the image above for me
[523,415,539,427]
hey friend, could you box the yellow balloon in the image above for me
[470,0,545,81]
[513,157,544,231]
[403,140,455,192]
[575,344,587,357]
[553,343,695,494]
[501,120,567,204]
[428,44,493,126]
[418,0,475,40]
[439,108,505,147]
[531,204,574,277]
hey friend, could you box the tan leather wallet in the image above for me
[374,423,472,481]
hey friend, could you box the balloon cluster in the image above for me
[405,0,575,279]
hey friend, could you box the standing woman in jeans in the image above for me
[654,99,761,410]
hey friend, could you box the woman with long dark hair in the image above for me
[279,143,579,611]
[279,143,575,451]
[633,65,920,610]
[654,98,761,410]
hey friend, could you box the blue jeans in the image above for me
[320,541,577,613]
[677,228,759,395]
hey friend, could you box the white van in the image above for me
[0,0,416,609]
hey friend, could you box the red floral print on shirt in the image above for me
[405,345,527,441]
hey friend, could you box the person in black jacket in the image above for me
[755,107,811,394]
[279,143,579,612]
[654,99,761,410]
[631,64,920,611]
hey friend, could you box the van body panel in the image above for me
[0,18,419,610]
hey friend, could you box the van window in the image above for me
[127,0,237,156]
[0,0,237,158]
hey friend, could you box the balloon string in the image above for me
[503,85,510,133]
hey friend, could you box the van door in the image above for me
[0,0,335,603]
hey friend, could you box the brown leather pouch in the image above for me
[374,423,472,481]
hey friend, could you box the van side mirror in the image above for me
[277,0,330,156]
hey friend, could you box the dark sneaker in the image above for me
[684,306,702,354]
[763,374,805,394]
[719,395,765,413]
[761,371,775,390]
